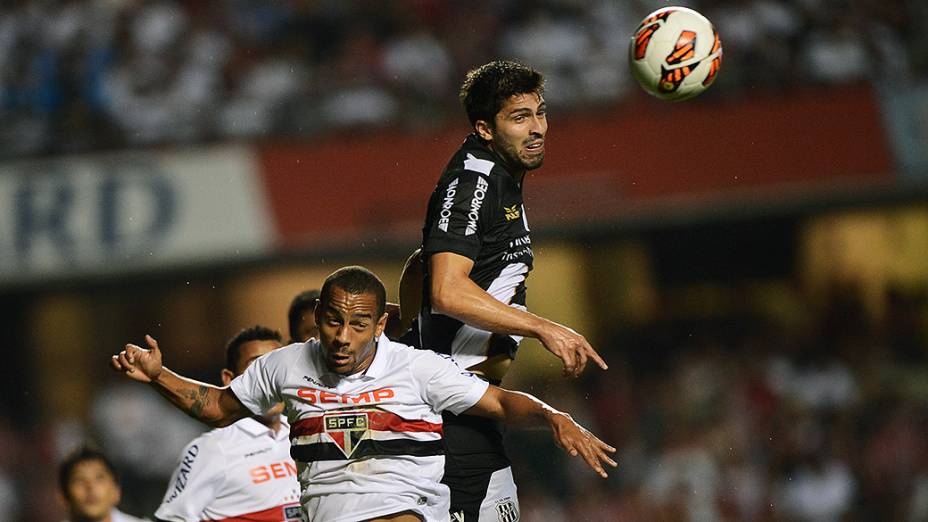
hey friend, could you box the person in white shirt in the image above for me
[59,446,147,522]
[112,265,616,522]
[154,326,303,522]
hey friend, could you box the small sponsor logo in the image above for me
[450,511,465,522]
[438,178,460,232]
[465,176,489,236]
[284,505,306,521]
[495,498,519,522]
[302,375,327,388]
[244,447,271,458]
[504,205,521,221]
[417,496,427,506]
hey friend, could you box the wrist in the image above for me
[148,368,166,386]
[543,405,566,426]
[527,315,551,339]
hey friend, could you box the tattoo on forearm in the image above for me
[183,386,211,417]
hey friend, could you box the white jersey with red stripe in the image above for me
[154,417,303,522]
[230,335,489,522]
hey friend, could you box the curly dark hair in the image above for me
[459,60,545,127]
[225,325,282,374]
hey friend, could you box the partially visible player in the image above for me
[288,290,321,343]
[416,60,609,520]
[111,266,616,522]
[398,248,424,335]
[59,445,147,522]
[154,326,302,522]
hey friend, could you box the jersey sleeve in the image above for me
[229,351,282,416]
[411,351,489,415]
[423,164,500,260]
[154,435,224,521]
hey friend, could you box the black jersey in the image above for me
[419,134,534,373]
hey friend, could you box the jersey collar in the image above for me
[360,334,391,379]
[236,415,290,440]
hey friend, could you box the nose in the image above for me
[334,325,350,346]
[529,114,545,137]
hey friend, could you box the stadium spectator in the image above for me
[58,445,147,522]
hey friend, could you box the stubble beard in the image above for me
[497,139,544,173]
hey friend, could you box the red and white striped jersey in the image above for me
[154,417,303,522]
[230,335,489,522]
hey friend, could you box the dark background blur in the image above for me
[1,1,927,521]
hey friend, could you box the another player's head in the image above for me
[287,289,320,342]
[316,266,388,375]
[58,445,122,522]
[222,325,284,384]
[460,60,547,172]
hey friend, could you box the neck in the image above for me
[72,513,111,522]
[486,142,526,185]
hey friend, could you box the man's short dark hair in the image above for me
[59,445,117,497]
[288,289,320,342]
[320,266,386,318]
[459,60,545,127]
[225,325,283,373]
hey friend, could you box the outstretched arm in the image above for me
[464,385,617,478]
[110,335,251,427]
[430,251,607,377]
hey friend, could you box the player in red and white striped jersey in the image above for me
[154,326,302,522]
[112,266,616,522]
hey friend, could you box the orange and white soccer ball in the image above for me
[629,6,722,101]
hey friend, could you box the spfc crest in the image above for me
[323,412,370,458]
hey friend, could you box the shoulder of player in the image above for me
[446,155,511,183]
[380,338,434,367]
[388,341,457,372]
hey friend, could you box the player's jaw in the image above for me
[324,337,376,375]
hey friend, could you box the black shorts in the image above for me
[442,412,520,521]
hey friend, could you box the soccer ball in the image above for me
[629,6,722,101]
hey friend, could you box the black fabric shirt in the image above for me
[418,134,534,365]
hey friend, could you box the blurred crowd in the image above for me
[510,282,928,521]
[1,0,926,158]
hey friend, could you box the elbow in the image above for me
[430,282,456,316]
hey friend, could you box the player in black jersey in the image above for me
[414,61,609,521]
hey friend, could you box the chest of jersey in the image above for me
[281,366,443,463]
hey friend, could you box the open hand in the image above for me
[538,321,608,378]
[549,412,617,478]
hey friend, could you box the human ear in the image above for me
[220,368,235,386]
[475,119,494,141]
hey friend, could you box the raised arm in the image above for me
[430,251,608,377]
[464,385,617,478]
[110,335,250,427]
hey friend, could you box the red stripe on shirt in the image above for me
[290,411,442,438]
[206,502,301,521]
